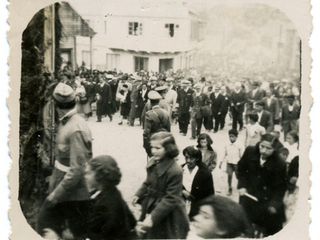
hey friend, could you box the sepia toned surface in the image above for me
[7,0,314,239]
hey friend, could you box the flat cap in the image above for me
[106,74,114,79]
[166,77,174,82]
[150,76,157,81]
[53,83,75,103]
[148,90,162,100]
[193,84,201,89]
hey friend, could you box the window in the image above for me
[106,54,120,70]
[165,23,175,37]
[134,57,148,71]
[82,51,90,67]
[129,22,143,36]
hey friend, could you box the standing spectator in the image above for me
[246,81,265,116]
[133,132,189,239]
[245,112,266,147]
[203,84,214,131]
[129,76,142,126]
[254,101,274,133]
[190,84,210,139]
[219,129,242,196]
[75,84,91,120]
[262,90,280,125]
[230,82,247,131]
[283,130,299,164]
[117,84,131,125]
[196,133,217,172]
[210,85,224,133]
[219,85,231,130]
[165,77,178,123]
[107,75,118,115]
[176,79,194,136]
[281,94,300,140]
[136,82,149,125]
[84,155,136,239]
[142,91,171,158]
[95,73,112,122]
[37,83,92,239]
[237,134,287,237]
[181,146,215,219]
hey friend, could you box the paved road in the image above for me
[86,112,245,207]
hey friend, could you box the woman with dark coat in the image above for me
[182,146,215,219]
[84,155,136,240]
[237,134,287,237]
[133,132,189,239]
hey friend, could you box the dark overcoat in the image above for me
[237,144,287,235]
[177,88,194,114]
[135,157,190,239]
[86,187,136,240]
[96,83,112,116]
[210,93,224,116]
[182,162,214,219]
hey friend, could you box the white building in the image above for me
[72,1,207,73]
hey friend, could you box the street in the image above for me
[86,112,243,209]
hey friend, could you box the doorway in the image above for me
[159,58,173,73]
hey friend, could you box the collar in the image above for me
[147,157,175,177]
[235,89,241,94]
[90,190,101,199]
[185,87,189,92]
[152,105,160,109]
[59,109,77,125]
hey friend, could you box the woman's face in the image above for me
[151,140,166,161]
[84,164,99,192]
[184,153,198,170]
[200,138,208,148]
[286,134,295,145]
[193,205,224,238]
[259,140,275,160]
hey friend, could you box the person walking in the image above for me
[210,85,224,133]
[230,82,247,131]
[37,83,92,239]
[96,73,112,122]
[176,79,194,136]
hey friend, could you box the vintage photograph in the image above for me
[11,0,311,239]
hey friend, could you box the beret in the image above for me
[53,83,75,103]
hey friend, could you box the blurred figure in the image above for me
[254,101,274,133]
[188,195,252,239]
[210,85,224,133]
[245,112,266,147]
[196,133,217,172]
[281,94,300,140]
[230,82,247,131]
[262,90,280,125]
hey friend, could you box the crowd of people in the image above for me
[37,63,301,239]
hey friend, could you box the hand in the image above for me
[238,188,247,196]
[268,206,277,214]
[182,190,191,199]
[218,112,221,115]
[236,102,241,106]
[132,196,139,207]
[44,192,58,208]
[142,214,153,228]
[135,222,147,238]
[289,177,298,185]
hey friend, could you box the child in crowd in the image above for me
[196,133,217,172]
[245,112,266,147]
[187,195,252,239]
[132,132,189,239]
[283,130,299,164]
[219,129,243,196]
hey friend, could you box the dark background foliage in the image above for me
[19,3,62,228]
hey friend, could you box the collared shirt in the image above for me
[195,91,201,97]
[252,88,258,97]
[267,97,272,107]
[90,190,101,199]
[59,109,77,123]
[185,87,189,93]
[224,142,243,164]
[257,111,263,122]
[182,165,199,192]
[215,92,220,98]
[260,157,266,166]
[288,105,294,111]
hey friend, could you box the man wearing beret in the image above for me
[37,83,92,239]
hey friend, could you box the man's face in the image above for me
[288,98,294,105]
[215,87,220,93]
[266,91,272,98]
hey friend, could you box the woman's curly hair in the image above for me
[87,155,122,187]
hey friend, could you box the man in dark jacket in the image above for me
[230,82,247,131]
[254,101,274,133]
[210,85,225,133]
[143,91,171,157]
[176,80,194,136]
[96,73,112,122]
[220,85,231,130]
